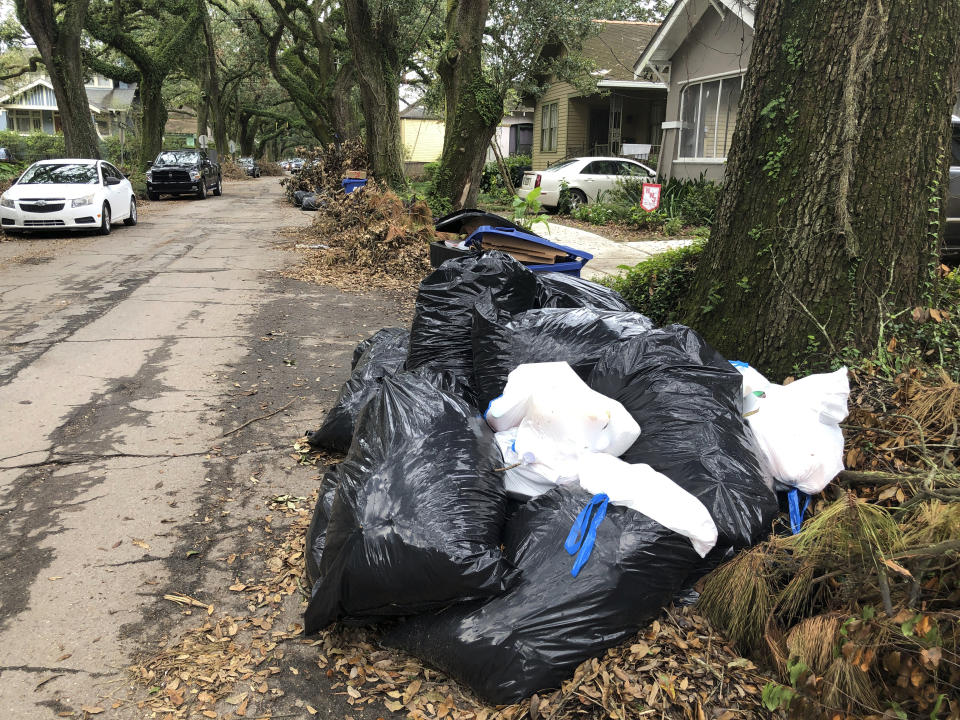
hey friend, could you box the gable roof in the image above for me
[0,77,136,114]
[633,0,755,75]
[586,20,660,83]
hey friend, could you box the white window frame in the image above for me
[675,72,745,163]
[540,102,558,153]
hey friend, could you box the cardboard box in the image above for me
[344,170,367,179]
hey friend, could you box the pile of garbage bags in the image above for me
[302,251,849,705]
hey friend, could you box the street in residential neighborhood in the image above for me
[0,178,409,718]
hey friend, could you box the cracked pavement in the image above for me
[0,178,408,718]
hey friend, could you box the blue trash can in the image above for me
[342,178,367,194]
[464,225,593,277]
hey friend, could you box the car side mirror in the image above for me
[105,175,122,186]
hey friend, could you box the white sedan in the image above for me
[518,156,656,210]
[0,158,137,236]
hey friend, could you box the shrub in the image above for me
[600,239,706,326]
[572,202,632,225]
[422,161,439,181]
[480,153,531,192]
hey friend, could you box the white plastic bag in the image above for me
[485,362,640,460]
[494,428,577,498]
[733,364,849,494]
[578,453,718,557]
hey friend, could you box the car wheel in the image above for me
[124,196,137,226]
[213,176,222,197]
[99,203,111,235]
[567,189,588,211]
[147,190,159,201]
[196,180,207,200]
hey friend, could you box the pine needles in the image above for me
[696,490,960,718]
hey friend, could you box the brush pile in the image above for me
[220,160,252,181]
[281,138,368,202]
[289,183,434,291]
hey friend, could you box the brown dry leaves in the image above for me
[129,495,311,719]
[308,609,768,720]
[284,185,433,296]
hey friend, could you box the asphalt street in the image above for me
[0,177,408,718]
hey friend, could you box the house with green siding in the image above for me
[531,20,666,171]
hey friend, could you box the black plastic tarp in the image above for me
[471,301,654,412]
[384,484,702,705]
[534,272,632,311]
[303,371,517,633]
[405,252,539,384]
[305,328,409,452]
[433,208,528,235]
[588,324,778,555]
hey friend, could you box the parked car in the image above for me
[0,158,137,235]
[239,157,261,177]
[518,157,656,210]
[145,149,221,200]
[289,158,304,173]
[0,147,16,163]
[945,116,960,260]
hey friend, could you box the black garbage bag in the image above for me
[350,326,407,370]
[405,251,539,386]
[305,466,342,585]
[588,324,778,555]
[305,328,410,452]
[301,193,324,211]
[534,272,632,311]
[383,485,701,705]
[292,189,311,207]
[471,300,654,412]
[303,371,517,633]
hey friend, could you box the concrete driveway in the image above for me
[0,178,407,718]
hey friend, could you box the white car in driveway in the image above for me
[518,156,656,210]
[0,158,137,236]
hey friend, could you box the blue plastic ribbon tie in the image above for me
[564,493,609,577]
[787,488,810,535]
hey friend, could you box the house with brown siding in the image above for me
[633,0,755,181]
[531,20,666,171]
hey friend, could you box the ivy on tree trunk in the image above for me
[14,0,101,159]
[680,0,960,379]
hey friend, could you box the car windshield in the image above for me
[952,123,960,165]
[239,158,254,165]
[154,151,200,166]
[18,163,98,185]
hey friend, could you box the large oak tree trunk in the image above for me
[680,0,960,379]
[201,6,229,158]
[15,0,101,158]
[342,0,405,187]
[432,0,502,210]
[138,75,167,168]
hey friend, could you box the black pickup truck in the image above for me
[146,150,222,200]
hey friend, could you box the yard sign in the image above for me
[640,183,661,212]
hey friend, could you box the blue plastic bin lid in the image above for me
[464,225,594,261]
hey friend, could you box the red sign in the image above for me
[640,183,661,212]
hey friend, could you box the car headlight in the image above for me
[71,194,95,208]
[145,171,152,181]
[189,170,201,180]
[0,195,14,209]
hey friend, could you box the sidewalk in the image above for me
[537,221,693,281]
